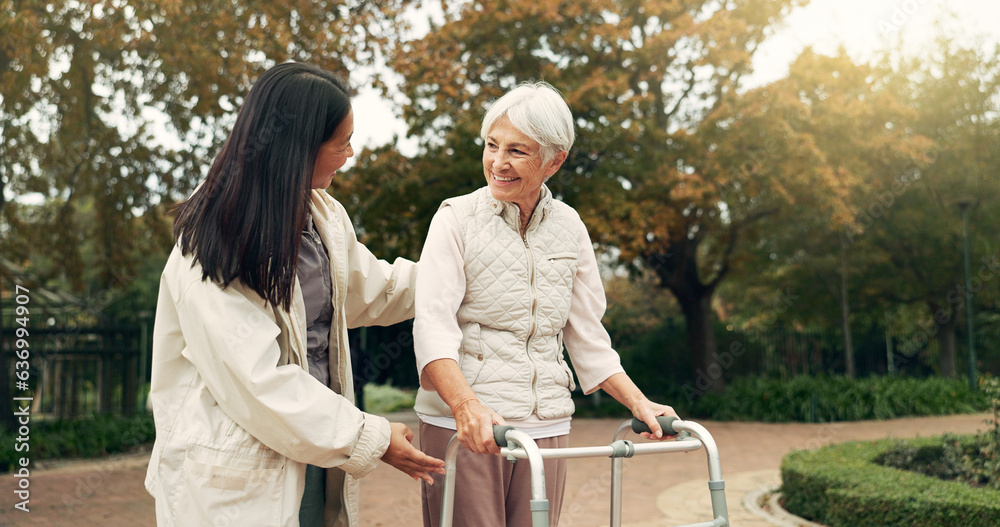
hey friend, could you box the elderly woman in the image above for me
[413,82,678,527]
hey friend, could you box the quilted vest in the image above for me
[416,185,581,420]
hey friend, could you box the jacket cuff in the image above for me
[340,414,391,478]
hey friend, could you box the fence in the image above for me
[732,326,1000,380]
[619,321,1000,397]
[1,321,996,422]
[1,326,147,420]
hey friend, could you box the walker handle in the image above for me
[493,425,516,447]
[631,416,679,436]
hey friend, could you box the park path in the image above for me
[0,411,990,527]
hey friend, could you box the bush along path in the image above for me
[0,413,155,473]
[780,376,1000,526]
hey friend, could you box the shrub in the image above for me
[781,436,1000,526]
[876,435,981,484]
[691,375,988,422]
[876,376,1000,489]
[573,375,989,422]
[0,413,154,473]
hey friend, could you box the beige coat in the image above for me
[145,190,416,527]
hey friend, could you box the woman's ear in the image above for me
[544,150,569,177]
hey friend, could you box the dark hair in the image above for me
[172,62,352,311]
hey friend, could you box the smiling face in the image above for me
[483,115,567,217]
[311,108,354,189]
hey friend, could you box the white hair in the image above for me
[480,81,575,165]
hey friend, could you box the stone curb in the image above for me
[647,469,826,527]
[742,484,825,527]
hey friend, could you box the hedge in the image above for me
[0,413,154,473]
[693,375,987,422]
[781,436,1000,526]
[573,375,988,422]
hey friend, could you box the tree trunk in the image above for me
[937,317,958,378]
[839,243,855,379]
[677,290,724,398]
[645,227,732,401]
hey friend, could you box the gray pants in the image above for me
[420,421,568,527]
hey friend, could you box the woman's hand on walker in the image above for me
[383,422,445,484]
[632,398,680,441]
[454,398,506,455]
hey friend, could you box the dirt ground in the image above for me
[0,411,990,527]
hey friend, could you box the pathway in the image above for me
[0,412,989,526]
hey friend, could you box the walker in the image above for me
[439,416,729,527]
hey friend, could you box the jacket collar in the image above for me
[486,184,553,233]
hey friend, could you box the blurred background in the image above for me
[1,0,999,457]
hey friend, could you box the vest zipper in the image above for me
[523,234,539,415]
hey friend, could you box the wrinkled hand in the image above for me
[631,398,680,441]
[381,422,445,484]
[453,398,506,455]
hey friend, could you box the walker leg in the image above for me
[610,420,631,527]
[502,429,549,527]
[438,435,463,527]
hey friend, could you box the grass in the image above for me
[363,383,416,414]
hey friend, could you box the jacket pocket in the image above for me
[546,251,577,261]
[170,443,287,526]
[544,251,579,291]
[459,323,486,385]
[556,333,576,391]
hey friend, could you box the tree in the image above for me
[857,37,1000,377]
[372,0,808,394]
[714,49,931,378]
[0,0,413,295]
[0,0,412,431]
[332,133,484,261]
[718,37,1000,381]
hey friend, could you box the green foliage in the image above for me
[574,375,988,422]
[613,318,692,397]
[878,376,1000,490]
[876,433,998,489]
[870,377,1000,488]
[0,413,154,473]
[1,0,413,293]
[693,375,987,422]
[730,37,1000,378]
[362,383,416,415]
[781,436,1000,526]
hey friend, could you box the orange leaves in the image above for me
[158,0,183,17]
[386,0,836,289]
[0,3,48,99]
[3,0,418,291]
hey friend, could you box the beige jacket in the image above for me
[145,190,416,527]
